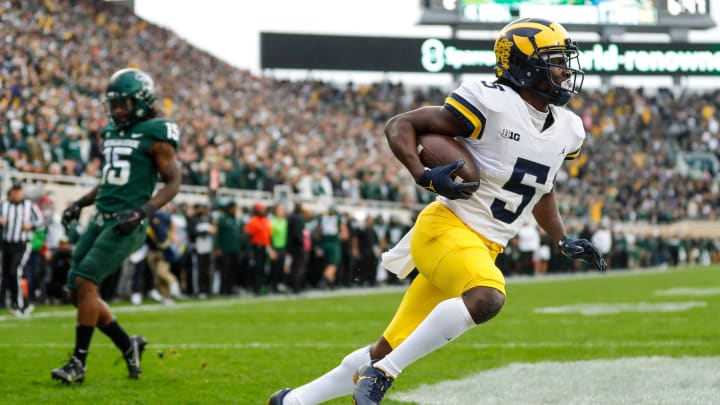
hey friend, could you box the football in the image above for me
[417,133,480,185]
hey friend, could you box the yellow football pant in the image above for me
[383,202,506,348]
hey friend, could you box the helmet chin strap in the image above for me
[527,84,571,106]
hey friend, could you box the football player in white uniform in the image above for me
[268,18,606,405]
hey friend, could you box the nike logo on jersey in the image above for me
[500,129,521,141]
[130,133,143,139]
[560,146,566,155]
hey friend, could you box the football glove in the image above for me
[417,160,478,200]
[61,203,82,229]
[559,237,607,271]
[61,195,96,229]
[113,203,154,236]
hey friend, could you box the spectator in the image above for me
[146,210,182,304]
[353,215,380,286]
[319,206,348,288]
[245,203,272,295]
[533,229,552,276]
[187,203,215,297]
[168,203,191,293]
[517,221,541,276]
[47,236,73,305]
[591,220,613,269]
[214,200,243,295]
[268,204,288,294]
[285,203,307,294]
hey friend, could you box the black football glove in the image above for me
[417,160,479,200]
[113,203,154,236]
[559,237,607,271]
[61,203,82,229]
[62,195,95,229]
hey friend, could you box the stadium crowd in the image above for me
[15,194,720,309]
[2,0,720,309]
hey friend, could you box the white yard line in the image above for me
[534,301,708,315]
[655,287,720,296]
[390,356,720,405]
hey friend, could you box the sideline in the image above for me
[0,265,711,322]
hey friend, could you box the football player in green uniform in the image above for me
[51,68,181,384]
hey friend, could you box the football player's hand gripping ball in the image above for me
[417,160,479,200]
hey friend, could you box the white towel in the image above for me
[381,227,415,279]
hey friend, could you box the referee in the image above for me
[0,182,44,316]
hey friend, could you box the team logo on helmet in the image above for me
[494,37,513,78]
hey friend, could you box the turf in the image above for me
[1,265,718,404]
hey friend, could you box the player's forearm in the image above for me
[532,190,567,243]
[77,185,100,207]
[146,178,180,212]
[385,115,425,182]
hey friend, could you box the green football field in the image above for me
[2,266,719,404]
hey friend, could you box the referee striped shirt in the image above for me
[0,199,45,243]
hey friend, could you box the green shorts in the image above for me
[320,238,341,266]
[66,212,148,291]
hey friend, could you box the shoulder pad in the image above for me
[132,118,180,148]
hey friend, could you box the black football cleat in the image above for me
[51,355,86,384]
[125,335,147,379]
[267,388,291,405]
[352,362,394,405]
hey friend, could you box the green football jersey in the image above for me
[95,117,179,213]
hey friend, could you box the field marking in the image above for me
[655,287,720,296]
[0,287,408,322]
[390,356,720,405]
[0,266,710,323]
[0,339,711,350]
[534,301,707,315]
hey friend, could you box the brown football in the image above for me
[417,133,480,186]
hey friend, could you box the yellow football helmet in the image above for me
[494,18,584,105]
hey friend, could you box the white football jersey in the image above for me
[439,80,585,246]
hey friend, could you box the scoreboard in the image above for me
[419,0,715,32]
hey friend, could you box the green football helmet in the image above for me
[104,68,156,129]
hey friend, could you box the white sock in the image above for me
[169,282,182,297]
[375,297,474,378]
[284,345,370,405]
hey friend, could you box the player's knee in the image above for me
[462,286,505,324]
